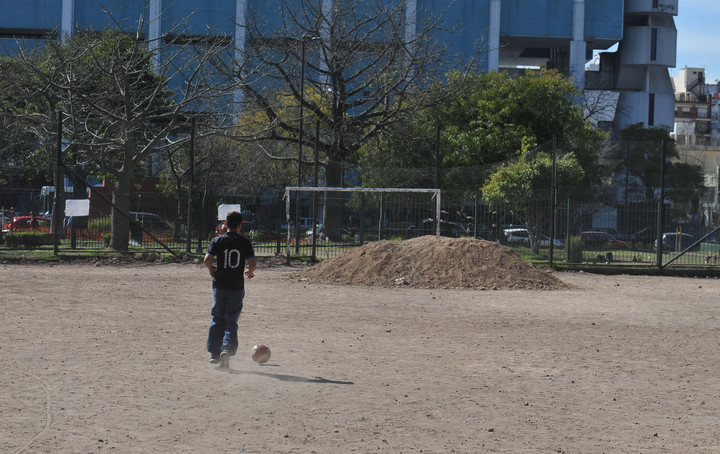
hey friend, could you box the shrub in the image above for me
[4,232,51,249]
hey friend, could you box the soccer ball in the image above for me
[251,344,271,364]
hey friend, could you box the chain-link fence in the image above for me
[2,131,718,270]
[3,183,718,269]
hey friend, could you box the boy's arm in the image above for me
[203,253,216,277]
[245,257,257,279]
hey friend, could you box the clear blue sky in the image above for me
[671,0,720,84]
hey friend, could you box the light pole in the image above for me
[295,33,318,253]
[297,33,319,189]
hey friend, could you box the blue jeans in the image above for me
[207,288,245,357]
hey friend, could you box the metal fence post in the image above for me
[656,139,666,270]
[566,198,571,263]
[473,194,478,238]
[285,187,292,264]
[52,111,63,256]
[378,193,383,241]
[196,186,205,255]
[434,124,440,235]
[311,120,319,262]
[186,117,195,255]
[550,136,557,266]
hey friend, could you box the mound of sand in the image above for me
[291,235,569,290]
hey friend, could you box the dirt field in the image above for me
[3,258,720,453]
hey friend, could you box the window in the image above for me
[650,28,658,61]
[648,93,655,126]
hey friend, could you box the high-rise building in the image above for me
[672,67,713,146]
[0,0,678,132]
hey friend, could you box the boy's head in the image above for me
[226,211,244,231]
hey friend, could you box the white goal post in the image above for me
[284,186,442,255]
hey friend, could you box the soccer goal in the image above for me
[284,186,442,257]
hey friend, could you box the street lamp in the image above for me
[298,33,319,188]
[296,33,319,253]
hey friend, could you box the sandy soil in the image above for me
[2,255,720,453]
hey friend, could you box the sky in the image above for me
[671,0,720,84]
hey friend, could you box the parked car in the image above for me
[472,223,494,240]
[538,235,564,247]
[216,219,253,235]
[281,217,321,233]
[130,212,174,233]
[0,209,12,230]
[129,212,178,243]
[675,222,703,238]
[422,219,466,238]
[594,227,627,241]
[656,232,700,252]
[580,231,627,249]
[504,228,530,246]
[383,221,416,238]
[4,215,52,233]
[502,229,562,247]
[628,227,656,244]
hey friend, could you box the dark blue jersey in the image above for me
[207,232,255,290]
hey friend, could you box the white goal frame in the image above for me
[284,186,442,255]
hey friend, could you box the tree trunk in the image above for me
[109,173,132,251]
[323,159,345,241]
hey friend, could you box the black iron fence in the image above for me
[3,184,720,270]
[2,130,717,270]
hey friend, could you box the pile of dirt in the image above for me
[291,235,570,290]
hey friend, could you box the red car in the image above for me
[4,216,52,233]
[216,220,252,236]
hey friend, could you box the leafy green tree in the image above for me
[362,69,606,196]
[481,148,585,252]
[0,56,61,187]
[611,123,704,205]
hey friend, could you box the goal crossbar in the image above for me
[285,186,441,194]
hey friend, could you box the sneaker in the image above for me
[209,354,220,364]
[218,351,230,370]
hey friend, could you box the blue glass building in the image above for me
[0,0,678,130]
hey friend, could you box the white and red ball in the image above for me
[251,344,271,364]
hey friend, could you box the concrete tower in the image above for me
[613,0,678,130]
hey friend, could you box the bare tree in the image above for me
[11,15,241,251]
[160,135,296,230]
[581,90,619,126]
[228,0,480,239]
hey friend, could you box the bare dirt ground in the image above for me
[3,239,720,453]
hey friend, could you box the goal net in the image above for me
[284,186,442,256]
